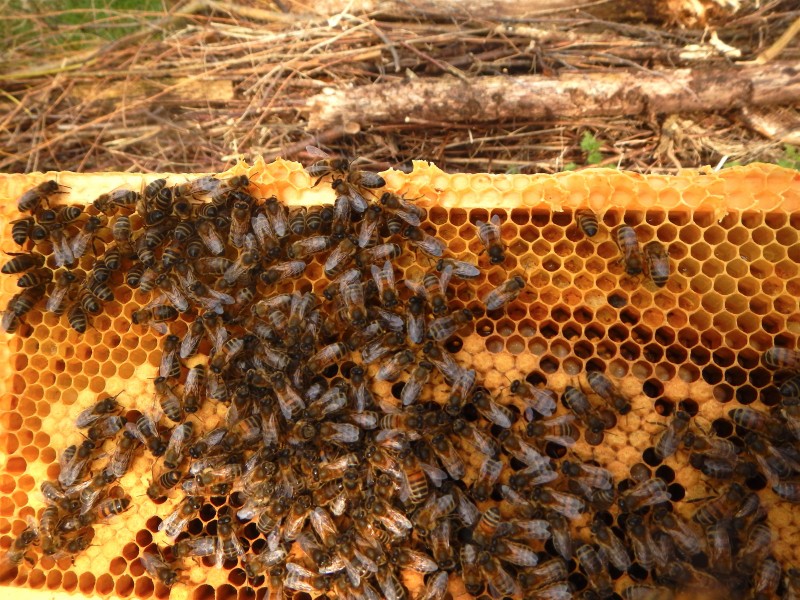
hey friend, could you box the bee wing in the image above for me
[140,551,167,577]
[548,490,585,519]
[452,260,480,279]
[438,263,452,291]
[482,399,513,428]
[453,488,480,526]
[394,208,420,226]
[544,434,577,448]
[75,407,102,429]
[45,284,70,313]
[347,189,369,213]
[305,145,330,159]
[358,218,379,248]
[401,549,438,573]
[478,457,504,486]
[578,463,613,490]
[404,278,426,298]
[329,423,360,444]
[420,462,447,488]
[417,235,445,257]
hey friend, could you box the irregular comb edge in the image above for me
[1,160,798,213]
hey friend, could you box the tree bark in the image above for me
[306,61,800,130]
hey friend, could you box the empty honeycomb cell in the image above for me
[762,242,786,263]
[713,313,736,334]
[774,294,797,315]
[776,258,798,279]
[531,239,551,257]
[678,223,702,244]
[741,211,764,228]
[666,308,688,328]
[539,354,559,373]
[541,224,564,244]
[776,225,798,247]
[495,318,515,336]
[550,339,571,358]
[763,313,785,335]
[690,241,712,261]
[529,301,548,320]
[96,573,114,595]
[115,574,135,597]
[750,258,774,279]
[701,257,724,278]
[597,340,617,360]
[678,257,700,278]
[620,306,640,326]
[666,242,688,264]
[539,319,559,339]
[725,330,748,350]
[736,274,759,296]
[655,327,675,346]
[584,323,605,341]
[630,289,653,310]
[752,226,774,245]
[561,321,581,341]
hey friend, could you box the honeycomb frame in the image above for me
[0,160,798,600]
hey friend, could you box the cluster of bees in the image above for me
[1,153,799,600]
[575,209,669,287]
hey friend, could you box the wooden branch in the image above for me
[306,61,800,130]
[282,0,677,22]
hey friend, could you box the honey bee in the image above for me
[159,335,181,379]
[154,377,183,423]
[94,496,131,519]
[643,240,670,287]
[355,204,383,248]
[576,544,613,597]
[67,302,89,333]
[429,433,466,480]
[375,564,407,600]
[147,469,182,501]
[243,545,287,580]
[452,418,499,457]
[17,180,62,212]
[268,372,305,422]
[471,505,502,546]
[399,360,433,406]
[306,145,351,184]
[1,516,39,567]
[477,550,518,597]
[131,305,179,335]
[15,266,51,288]
[619,477,671,512]
[10,217,35,246]
[654,410,691,459]
[772,480,800,503]
[1,252,45,275]
[289,235,334,260]
[576,208,599,237]
[650,510,704,560]
[482,275,526,311]
[375,349,415,382]
[58,439,96,487]
[475,214,505,264]
[403,225,445,257]
[8,284,46,318]
[369,260,398,308]
[427,308,473,342]
[561,460,613,498]
[69,216,104,259]
[692,483,747,525]
[171,536,216,560]
[616,224,643,275]
[86,415,125,442]
[587,370,632,415]
[355,241,401,267]
[131,415,166,457]
[763,346,800,370]
[214,514,245,566]
[367,495,413,537]
[729,407,789,442]
[472,389,514,428]
[141,550,179,587]
[163,422,194,470]
[423,341,465,383]
[252,496,290,536]
[158,495,202,540]
[589,519,631,571]
[526,414,579,447]
[195,219,225,256]
[512,379,557,417]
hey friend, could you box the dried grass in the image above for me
[0,0,798,174]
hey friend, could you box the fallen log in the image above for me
[307,60,800,130]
